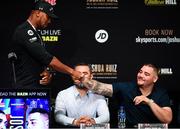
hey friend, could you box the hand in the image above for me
[84,118,96,126]
[73,116,96,127]
[133,95,150,105]
[39,69,52,85]
[73,118,81,127]
[80,77,94,89]
[71,70,84,81]
[45,0,56,5]
[72,74,92,89]
[80,116,96,126]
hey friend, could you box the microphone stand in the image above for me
[8,52,17,87]
[11,60,16,84]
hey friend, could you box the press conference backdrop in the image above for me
[0,0,180,128]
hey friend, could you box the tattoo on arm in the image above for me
[86,80,113,97]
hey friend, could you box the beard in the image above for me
[75,83,87,89]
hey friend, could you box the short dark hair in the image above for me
[143,63,159,76]
[29,108,49,116]
[74,62,92,73]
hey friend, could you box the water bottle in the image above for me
[118,106,126,129]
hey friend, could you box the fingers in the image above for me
[73,119,81,127]
[75,116,95,126]
[133,97,142,105]
[39,70,52,85]
[133,96,144,105]
[74,80,81,84]
[71,71,85,87]
[40,76,52,85]
[133,95,150,105]
[40,80,48,85]
[72,70,84,80]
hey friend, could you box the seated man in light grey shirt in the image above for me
[54,63,110,127]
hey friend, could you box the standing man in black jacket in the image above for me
[11,1,82,88]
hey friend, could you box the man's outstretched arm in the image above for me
[82,78,113,97]
[49,57,82,79]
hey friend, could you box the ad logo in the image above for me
[95,29,109,43]
[144,0,177,6]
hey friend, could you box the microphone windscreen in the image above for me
[8,52,17,61]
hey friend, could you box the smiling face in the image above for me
[137,65,158,87]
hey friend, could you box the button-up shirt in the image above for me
[54,85,110,126]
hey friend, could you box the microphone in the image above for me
[8,52,17,85]
[8,52,17,62]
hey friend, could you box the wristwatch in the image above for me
[148,99,154,105]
